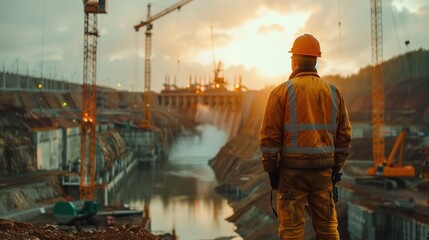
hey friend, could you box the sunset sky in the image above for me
[1,0,428,92]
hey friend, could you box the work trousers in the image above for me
[277,167,339,240]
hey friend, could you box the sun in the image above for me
[192,5,311,80]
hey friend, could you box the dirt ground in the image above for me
[0,214,177,240]
[0,218,159,240]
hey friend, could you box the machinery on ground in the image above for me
[367,129,414,177]
[80,0,107,200]
[53,200,100,225]
[134,0,195,129]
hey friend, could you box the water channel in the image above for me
[112,125,242,240]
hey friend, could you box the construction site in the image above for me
[1,0,429,239]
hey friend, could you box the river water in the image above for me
[113,125,242,240]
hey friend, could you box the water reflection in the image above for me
[113,125,242,240]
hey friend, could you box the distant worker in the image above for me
[259,34,352,239]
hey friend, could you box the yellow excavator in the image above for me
[355,128,416,189]
[367,129,415,178]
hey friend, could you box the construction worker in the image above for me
[259,34,352,240]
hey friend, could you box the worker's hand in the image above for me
[332,171,342,184]
[268,168,280,190]
[331,171,337,182]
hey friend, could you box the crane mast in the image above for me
[80,0,106,200]
[134,0,194,129]
[370,0,385,167]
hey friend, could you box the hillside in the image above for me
[324,49,429,124]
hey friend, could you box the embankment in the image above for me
[0,177,65,218]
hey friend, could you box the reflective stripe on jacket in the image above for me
[259,72,352,172]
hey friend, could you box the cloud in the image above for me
[0,0,428,92]
[257,24,284,35]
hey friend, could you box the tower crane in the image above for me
[80,0,106,200]
[366,0,414,179]
[370,0,384,169]
[134,0,195,129]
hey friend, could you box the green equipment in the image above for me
[53,200,100,225]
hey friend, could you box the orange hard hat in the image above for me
[289,34,321,57]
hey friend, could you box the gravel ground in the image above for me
[0,218,161,240]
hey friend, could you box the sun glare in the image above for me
[192,5,311,80]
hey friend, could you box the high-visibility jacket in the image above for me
[259,71,352,173]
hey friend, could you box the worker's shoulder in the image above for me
[270,82,288,95]
[320,78,339,88]
[313,77,342,91]
[322,79,344,94]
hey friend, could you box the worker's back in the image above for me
[259,33,351,240]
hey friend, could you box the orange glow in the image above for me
[192,6,311,79]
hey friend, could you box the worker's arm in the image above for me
[333,95,352,173]
[259,89,285,173]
